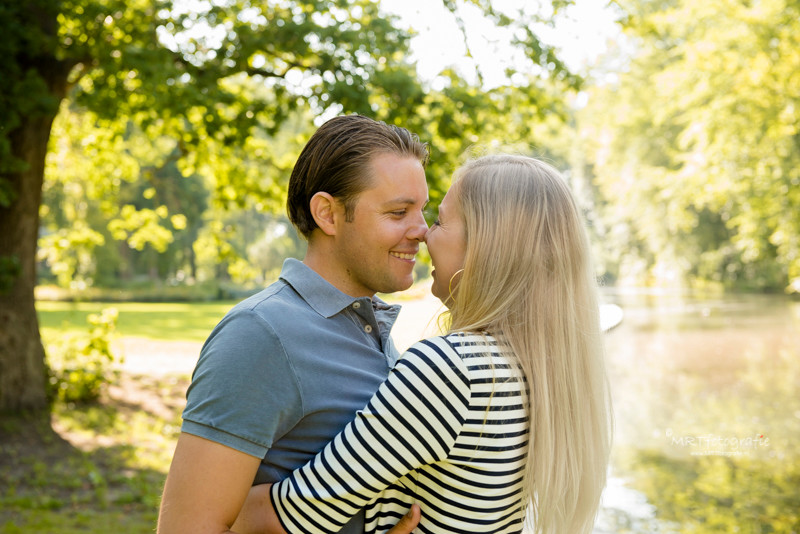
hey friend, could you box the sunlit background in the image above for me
[2,0,799,532]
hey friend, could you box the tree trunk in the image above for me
[0,116,57,412]
[0,1,73,412]
[188,245,197,281]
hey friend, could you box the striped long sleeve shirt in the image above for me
[271,333,529,534]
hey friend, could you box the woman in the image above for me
[237,154,612,534]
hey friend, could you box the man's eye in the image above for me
[433,218,440,226]
[390,210,407,217]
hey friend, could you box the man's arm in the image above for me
[231,484,282,534]
[158,432,262,534]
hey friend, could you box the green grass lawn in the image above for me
[36,300,236,343]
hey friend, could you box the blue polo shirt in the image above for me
[182,258,401,533]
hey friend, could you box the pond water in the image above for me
[594,289,800,533]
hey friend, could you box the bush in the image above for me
[47,308,120,404]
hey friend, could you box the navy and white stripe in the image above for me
[272,333,528,533]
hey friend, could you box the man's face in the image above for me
[333,153,429,297]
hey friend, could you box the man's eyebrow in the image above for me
[383,197,429,207]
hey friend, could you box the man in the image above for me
[157,115,429,534]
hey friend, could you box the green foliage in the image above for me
[50,0,431,176]
[584,0,800,291]
[0,1,63,171]
[247,216,308,282]
[20,0,581,294]
[37,225,105,289]
[46,308,119,404]
[107,205,175,252]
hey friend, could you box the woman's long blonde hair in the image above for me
[446,154,612,534]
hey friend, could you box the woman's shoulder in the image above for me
[403,335,467,371]
[404,332,509,366]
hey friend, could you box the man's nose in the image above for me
[408,211,428,241]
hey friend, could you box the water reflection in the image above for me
[597,289,800,532]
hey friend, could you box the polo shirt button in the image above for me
[352,302,361,309]
[364,325,373,333]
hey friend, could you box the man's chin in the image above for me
[380,277,414,295]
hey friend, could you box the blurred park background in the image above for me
[1,0,799,532]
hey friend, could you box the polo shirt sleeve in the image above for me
[181,308,303,459]
[271,336,471,533]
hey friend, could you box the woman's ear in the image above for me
[309,192,338,236]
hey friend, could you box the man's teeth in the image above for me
[391,252,415,260]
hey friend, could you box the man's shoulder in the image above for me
[233,278,295,312]
[202,280,319,353]
[225,278,325,329]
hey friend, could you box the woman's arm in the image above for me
[270,337,471,533]
[232,486,422,534]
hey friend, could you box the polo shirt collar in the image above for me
[280,258,369,318]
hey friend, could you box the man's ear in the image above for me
[309,192,339,236]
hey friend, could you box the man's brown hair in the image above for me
[287,114,429,238]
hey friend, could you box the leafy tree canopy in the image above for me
[583,0,800,291]
[0,0,580,412]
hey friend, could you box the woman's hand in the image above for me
[387,504,421,534]
[233,484,420,534]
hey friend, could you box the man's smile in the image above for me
[390,251,416,261]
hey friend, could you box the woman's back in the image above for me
[272,332,528,534]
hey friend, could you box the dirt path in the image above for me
[114,337,206,376]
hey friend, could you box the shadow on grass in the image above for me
[0,374,187,534]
